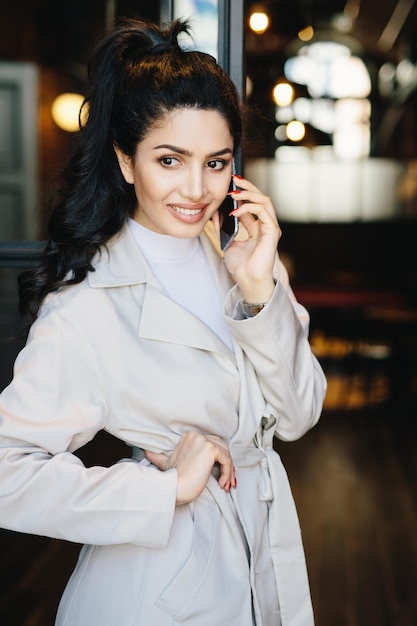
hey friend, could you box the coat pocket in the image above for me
[155,491,220,622]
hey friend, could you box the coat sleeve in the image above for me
[223,259,327,441]
[0,302,177,547]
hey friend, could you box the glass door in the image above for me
[160,0,245,95]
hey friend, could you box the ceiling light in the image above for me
[286,120,306,142]
[249,11,270,34]
[298,25,314,42]
[51,93,85,132]
[272,82,294,106]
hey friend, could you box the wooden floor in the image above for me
[0,394,416,625]
[280,401,417,626]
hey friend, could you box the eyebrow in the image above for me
[153,144,233,158]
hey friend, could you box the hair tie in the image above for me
[151,41,174,55]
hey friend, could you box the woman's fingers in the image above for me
[221,175,281,302]
[232,174,278,223]
[228,177,281,251]
[144,449,168,471]
[144,431,235,505]
[205,434,236,491]
[230,197,281,245]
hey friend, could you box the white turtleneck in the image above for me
[128,219,233,351]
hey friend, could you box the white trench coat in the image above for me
[0,223,326,626]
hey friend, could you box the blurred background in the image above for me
[0,1,416,625]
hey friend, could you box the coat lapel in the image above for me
[138,282,233,357]
[89,222,235,358]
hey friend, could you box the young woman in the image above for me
[0,18,326,626]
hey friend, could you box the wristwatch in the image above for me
[241,300,268,318]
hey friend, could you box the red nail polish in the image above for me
[227,189,241,195]
[233,174,244,180]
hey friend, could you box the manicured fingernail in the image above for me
[233,174,244,179]
[227,189,241,195]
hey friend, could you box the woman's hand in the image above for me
[144,431,235,505]
[215,175,281,304]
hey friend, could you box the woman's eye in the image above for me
[207,159,226,171]
[160,156,179,167]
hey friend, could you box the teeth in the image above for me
[172,206,202,216]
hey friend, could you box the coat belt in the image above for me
[130,413,277,503]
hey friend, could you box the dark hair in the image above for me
[18,18,243,328]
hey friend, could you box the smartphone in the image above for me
[218,160,239,252]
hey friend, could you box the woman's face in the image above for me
[115,107,234,237]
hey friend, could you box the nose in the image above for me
[182,165,206,201]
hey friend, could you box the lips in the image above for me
[168,201,209,221]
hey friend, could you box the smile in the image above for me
[171,206,204,216]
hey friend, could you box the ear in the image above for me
[114,144,135,184]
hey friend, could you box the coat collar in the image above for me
[88,222,153,288]
[88,222,235,358]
